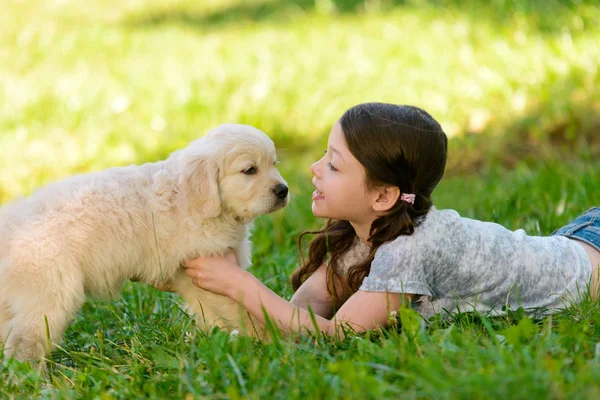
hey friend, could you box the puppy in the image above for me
[0,124,289,361]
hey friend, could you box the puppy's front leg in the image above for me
[0,301,11,348]
[172,268,259,335]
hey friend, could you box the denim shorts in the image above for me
[551,207,600,252]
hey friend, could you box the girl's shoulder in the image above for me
[378,206,523,259]
[375,207,466,255]
[390,206,462,238]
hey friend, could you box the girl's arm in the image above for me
[238,272,410,335]
[184,253,413,336]
[289,263,352,319]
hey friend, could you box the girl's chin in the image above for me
[311,202,327,218]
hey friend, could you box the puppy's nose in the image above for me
[273,184,289,199]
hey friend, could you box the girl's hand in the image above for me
[183,251,243,298]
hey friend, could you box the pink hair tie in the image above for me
[400,193,416,204]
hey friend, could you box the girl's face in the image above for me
[310,123,379,227]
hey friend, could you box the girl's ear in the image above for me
[372,186,400,212]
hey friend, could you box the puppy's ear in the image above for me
[179,154,221,219]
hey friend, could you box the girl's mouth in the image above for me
[312,190,324,201]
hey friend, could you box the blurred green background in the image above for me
[2,1,600,397]
[1,0,599,204]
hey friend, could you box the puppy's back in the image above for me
[0,164,158,296]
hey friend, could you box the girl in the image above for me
[179,102,600,336]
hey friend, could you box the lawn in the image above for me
[1,0,600,398]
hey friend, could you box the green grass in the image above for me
[2,0,600,398]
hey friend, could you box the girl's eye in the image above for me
[242,167,257,175]
[328,162,338,172]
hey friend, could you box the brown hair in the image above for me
[291,103,448,302]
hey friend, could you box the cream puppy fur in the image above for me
[0,124,289,361]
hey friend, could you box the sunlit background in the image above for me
[1,0,598,204]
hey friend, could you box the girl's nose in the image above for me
[310,159,320,178]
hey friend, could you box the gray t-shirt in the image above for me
[359,207,592,320]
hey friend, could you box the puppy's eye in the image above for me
[242,167,257,175]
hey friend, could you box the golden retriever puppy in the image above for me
[0,124,289,361]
